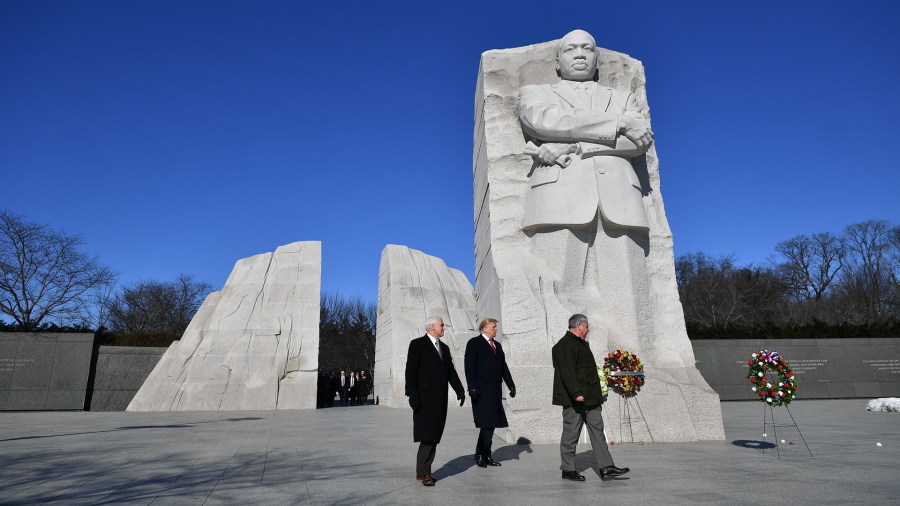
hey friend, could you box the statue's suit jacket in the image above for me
[517,80,650,230]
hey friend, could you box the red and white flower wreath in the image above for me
[747,349,797,407]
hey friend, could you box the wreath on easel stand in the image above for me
[747,349,797,407]
[602,349,645,398]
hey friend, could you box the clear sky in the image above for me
[2,1,899,303]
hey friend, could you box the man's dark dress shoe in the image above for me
[483,456,501,466]
[422,474,435,486]
[561,470,586,482]
[599,466,630,480]
[475,455,487,468]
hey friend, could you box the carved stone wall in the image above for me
[0,332,94,410]
[128,241,320,411]
[373,245,477,407]
[474,39,725,442]
[88,346,166,411]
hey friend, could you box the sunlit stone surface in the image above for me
[128,241,320,411]
[473,34,725,443]
[373,245,477,407]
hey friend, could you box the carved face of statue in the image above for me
[483,321,498,339]
[557,30,597,82]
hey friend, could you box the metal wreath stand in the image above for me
[760,375,813,458]
[609,370,654,443]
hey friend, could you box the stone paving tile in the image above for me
[0,400,898,505]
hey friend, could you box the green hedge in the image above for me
[94,330,180,347]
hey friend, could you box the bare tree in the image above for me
[676,252,786,328]
[776,232,844,302]
[889,225,900,315]
[837,220,896,323]
[0,211,116,330]
[318,291,377,372]
[106,274,213,335]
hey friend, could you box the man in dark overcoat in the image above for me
[552,314,629,482]
[464,317,516,468]
[405,316,466,487]
[358,370,370,405]
[327,370,339,407]
[338,370,348,406]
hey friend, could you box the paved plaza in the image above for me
[1,399,898,505]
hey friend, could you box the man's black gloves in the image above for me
[468,389,480,403]
[509,387,516,398]
[458,393,466,406]
[408,395,422,411]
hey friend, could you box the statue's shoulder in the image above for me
[519,82,556,96]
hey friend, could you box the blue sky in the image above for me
[2,1,899,303]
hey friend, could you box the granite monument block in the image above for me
[373,245,477,407]
[128,241,321,411]
[473,30,724,443]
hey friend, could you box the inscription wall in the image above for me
[692,338,900,400]
[0,332,95,410]
[88,346,167,411]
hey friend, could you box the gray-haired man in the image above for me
[552,314,629,481]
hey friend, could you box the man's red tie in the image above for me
[488,339,497,355]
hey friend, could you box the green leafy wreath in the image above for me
[747,349,797,407]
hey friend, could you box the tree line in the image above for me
[677,219,900,338]
[318,291,377,374]
[0,210,212,345]
[4,210,897,343]
[1,210,379,366]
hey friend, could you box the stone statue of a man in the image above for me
[517,29,656,348]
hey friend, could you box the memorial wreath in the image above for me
[602,349,645,398]
[595,364,609,399]
[747,349,797,407]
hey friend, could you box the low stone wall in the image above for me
[88,346,167,411]
[692,338,900,401]
[0,332,95,410]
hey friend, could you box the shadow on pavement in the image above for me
[0,417,264,442]
[731,439,777,450]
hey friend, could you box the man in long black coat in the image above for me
[405,316,466,487]
[338,370,348,406]
[464,318,516,468]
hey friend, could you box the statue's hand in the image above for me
[619,116,654,151]
[538,143,578,166]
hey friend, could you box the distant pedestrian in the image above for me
[349,372,358,406]
[328,371,339,407]
[339,370,349,407]
[358,370,370,405]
